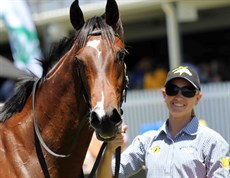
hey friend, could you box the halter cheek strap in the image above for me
[75,58,92,109]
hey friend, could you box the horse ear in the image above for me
[105,0,119,29]
[70,0,85,30]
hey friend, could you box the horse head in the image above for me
[70,0,128,141]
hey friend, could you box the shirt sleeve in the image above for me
[112,133,149,178]
[205,135,230,178]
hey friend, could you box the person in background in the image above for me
[97,65,229,178]
[143,65,167,89]
[129,56,153,89]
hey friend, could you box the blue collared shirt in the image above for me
[112,117,229,178]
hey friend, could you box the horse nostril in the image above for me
[90,111,100,129]
[111,109,122,126]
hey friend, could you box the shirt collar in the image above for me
[155,116,199,139]
[182,116,199,135]
[154,121,167,139]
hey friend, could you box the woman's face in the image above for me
[162,78,202,119]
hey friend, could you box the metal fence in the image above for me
[122,82,230,145]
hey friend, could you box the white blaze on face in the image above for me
[93,91,105,118]
[86,40,101,58]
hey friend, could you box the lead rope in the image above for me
[88,142,121,178]
[114,147,121,178]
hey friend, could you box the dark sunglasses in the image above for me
[165,84,198,98]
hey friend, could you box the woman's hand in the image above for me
[97,125,128,178]
[106,124,128,154]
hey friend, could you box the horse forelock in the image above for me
[75,16,123,52]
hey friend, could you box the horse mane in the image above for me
[41,37,75,78]
[0,37,74,122]
[0,15,123,122]
[0,77,35,122]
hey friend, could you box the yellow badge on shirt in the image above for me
[221,157,230,170]
[152,146,160,153]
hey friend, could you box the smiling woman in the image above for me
[97,65,229,178]
[163,78,202,136]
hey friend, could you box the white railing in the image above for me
[123,82,230,145]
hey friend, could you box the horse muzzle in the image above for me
[90,108,122,141]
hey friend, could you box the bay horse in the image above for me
[0,0,128,177]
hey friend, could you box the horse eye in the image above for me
[117,51,126,63]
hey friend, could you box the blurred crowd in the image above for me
[198,60,230,83]
[128,56,168,90]
[128,56,230,90]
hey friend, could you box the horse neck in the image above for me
[34,47,94,176]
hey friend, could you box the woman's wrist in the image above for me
[105,147,116,158]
